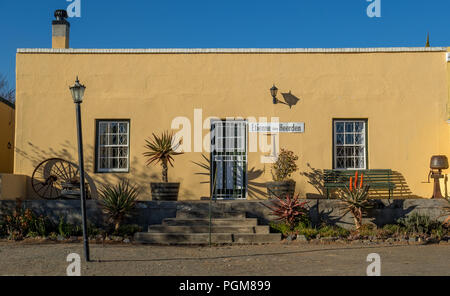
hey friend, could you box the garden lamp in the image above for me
[69,76,90,262]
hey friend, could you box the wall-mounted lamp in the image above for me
[270,84,278,104]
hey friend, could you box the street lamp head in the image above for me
[270,84,278,104]
[69,76,86,104]
[270,84,278,98]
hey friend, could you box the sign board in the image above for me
[249,122,304,133]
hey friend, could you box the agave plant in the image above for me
[337,172,372,230]
[99,180,139,232]
[266,194,308,229]
[143,131,183,182]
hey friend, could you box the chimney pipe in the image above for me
[52,10,70,49]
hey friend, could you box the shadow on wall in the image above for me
[192,154,267,199]
[299,163,420,199]
[315,199,419,229]
[14,140,199,200]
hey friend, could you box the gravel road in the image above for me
[0,241,448,276]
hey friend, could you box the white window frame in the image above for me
[333,119,367,170]
[96,120,130,173]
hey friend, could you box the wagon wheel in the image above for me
[31,158,97,200]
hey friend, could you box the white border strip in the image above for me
[17,47,447,54]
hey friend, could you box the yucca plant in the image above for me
[337,172,372,230]
[143,131,183,182]
[266,194,308,229]
[99,180,139,232]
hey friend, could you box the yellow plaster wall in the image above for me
[15,51,450,200]
[0,102,14,173]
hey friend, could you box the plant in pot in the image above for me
[267,148,299,198]
[143,131,183,201]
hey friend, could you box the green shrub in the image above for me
[357,224,378,237]
[381,224,405,237]
[317,225,350,238]
[397,213,442,235]
[269,221,292,236]
[295,226,318,240]
[271,149,299,181]
[2,207,54,240]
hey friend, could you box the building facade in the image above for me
[0,97,15,174]
[13,16,450,200]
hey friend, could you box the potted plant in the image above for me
[266,149,299,198]
[143,131,183,201]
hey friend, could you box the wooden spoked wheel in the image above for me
[31,158,93,200]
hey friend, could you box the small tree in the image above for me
[143,131,183,182]
[271,149,299,181]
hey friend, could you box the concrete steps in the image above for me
[162,218,258,227]
[134,232,281,245]
[134,205,281,245]
[148,225,270,234]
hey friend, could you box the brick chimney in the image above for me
[52,10,70,49]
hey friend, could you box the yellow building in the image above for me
[0,97,15,174]
[13,13,450,200]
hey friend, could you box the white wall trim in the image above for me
[17,47,448,54]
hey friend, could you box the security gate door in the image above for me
[211,120,247,199]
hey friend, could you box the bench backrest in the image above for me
[324,169,392,184]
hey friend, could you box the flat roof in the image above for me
[17,47,448,54]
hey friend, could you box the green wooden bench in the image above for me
[324,169,395,199]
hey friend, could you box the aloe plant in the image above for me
[143,131,183,182]
[266,194,308,229]
[99,180,139,232]
[337,172,372,230]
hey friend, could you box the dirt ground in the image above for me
[0,241,449,276]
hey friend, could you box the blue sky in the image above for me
[1,0,450,89]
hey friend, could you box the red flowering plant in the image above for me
[266,193,309,229]
[337,171,372,230]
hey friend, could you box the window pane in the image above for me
[336,157,345,169]
[345,122,354,133]
[336,134,344,145]
[355,134,364,144]
[119,158,127,169]
[336,122,344,133]
[355,157,364,168]
[118,147,128,157]
[355,122,364,132]
[355,146,365,157]
[109,135,118,145]
[99,123,108,134]
[345,134,354,145]
[346,157,355,168]
[119,123,127,134]
[336,147,345,156]
[345,147,354,157]
[110,123,118,134]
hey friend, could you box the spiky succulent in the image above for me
[143,131,183,182]
[266,194,308,229]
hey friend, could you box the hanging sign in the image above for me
[249,122,304,133]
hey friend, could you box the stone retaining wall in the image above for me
[0,199,448,229]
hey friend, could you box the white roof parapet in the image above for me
[17,47,448,54]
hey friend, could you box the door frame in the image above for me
[210,118,248,200]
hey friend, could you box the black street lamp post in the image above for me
[69,76,90,262]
